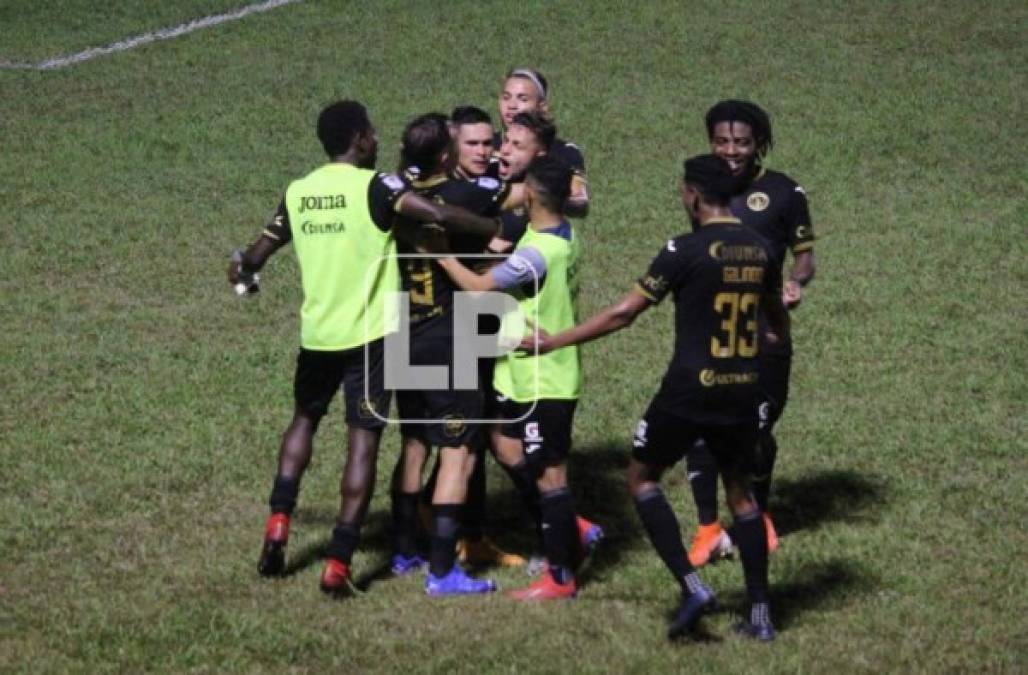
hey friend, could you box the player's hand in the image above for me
[517,322,554,355]
[416,224,450,255]
[228,253,243,284]
[782,280,802,309]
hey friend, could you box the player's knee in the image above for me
[626,459,660,497]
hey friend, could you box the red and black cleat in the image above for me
[258,513,290,577]
[319,558,355,598]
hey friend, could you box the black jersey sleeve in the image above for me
[786,184,815,253]
[262,199,292,244]
[554,140,586,175]
[636,237,689,303]
[368,172,412,231]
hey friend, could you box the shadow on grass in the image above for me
[715,558,876,630]
[282,508,394,580]
[770,469,886,536]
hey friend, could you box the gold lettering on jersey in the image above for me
[723,266,765,283]
[746,192,770,212]
[699,369,758,387]
[708,242,768,262]
[298,194,347,213]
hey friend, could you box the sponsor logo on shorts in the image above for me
[442,414,467,438]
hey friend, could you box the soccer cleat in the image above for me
[576,516,605,554]
[734,619,776,642]
[425,565,497,596]
[457,537,526,567]
[390,553,427,576]
[763,513,780,554]
[688,522,731,567]
[525,555,547,577]
[508,570,577,600]
[667,583,717,639]
[258,513,290,577]
[319,558,355,597]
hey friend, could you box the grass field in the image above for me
[1,1,1026,672]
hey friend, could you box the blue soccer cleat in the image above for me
[577,516,605,555]
[425,565,497,596]
[667,583,717,639]
[735,602,776,642]
[390,553,427,576]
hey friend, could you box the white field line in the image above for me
[0,0,303,71]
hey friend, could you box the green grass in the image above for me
[1,0,1026,672]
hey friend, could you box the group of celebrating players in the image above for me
[228,67,816,642]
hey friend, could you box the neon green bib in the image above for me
[285,163,399,350]
[494,224,581,402]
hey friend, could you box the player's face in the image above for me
[356,125,379,169]
[498,124,544,180]
[499,77,545,128]
[455,122,494,177]
[710,121,756,176]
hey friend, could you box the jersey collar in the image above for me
[701,216,742,226]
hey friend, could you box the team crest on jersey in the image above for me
[746,191,770,212]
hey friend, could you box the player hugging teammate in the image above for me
[230,84,813,641]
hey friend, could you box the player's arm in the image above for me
[228,200,290,284]
[500,182,526,211]
[434,245,546,293]
[565,176,590,218]
[397,192,499,239]
[760,289,791,347]
[534,288,650,355]
[560,144,589,218]
[783,183,816,308]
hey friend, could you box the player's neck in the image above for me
[697,205,735,226]
[328,151,362,167]
[529,207,563,230]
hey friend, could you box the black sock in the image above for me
[686,441,719,525]
[462,449,487,542]
[634,487,695,589]
[751,432,778,512]
[326,523,360,565]
[391,491,419,557]
[734,510,769,604]
[429,504,462,577]
[268,475,299,515]
[540,488,577,584]
[500,460,542,531]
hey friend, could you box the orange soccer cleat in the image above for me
[508,570,577,601]
[763,513,779,554]
[688,522,730,567]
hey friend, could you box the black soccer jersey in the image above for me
[635,217,782,424]
[730,167,814,356]
[396,172,510,334]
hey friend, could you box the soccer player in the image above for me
[431,155,585,600]
[530,155,789,639]
[387,112,515,592]
[685,100,817,567]
[230,100,497,596]
[450,105,496,180]
[495,68,588,217]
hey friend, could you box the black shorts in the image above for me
[632,402,758,478]
[758,352,791,432]
[497,398,577,473]
[394,335,482,447]
[294,341,390,429]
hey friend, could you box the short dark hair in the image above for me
[450,105,492,127]
[509,111,556,151]
[683,154,747,205]
[317,100,371,157]
[400,112,450,176]
[704,99,774,159]
[526,154,572,212]
[506,67,549,100]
